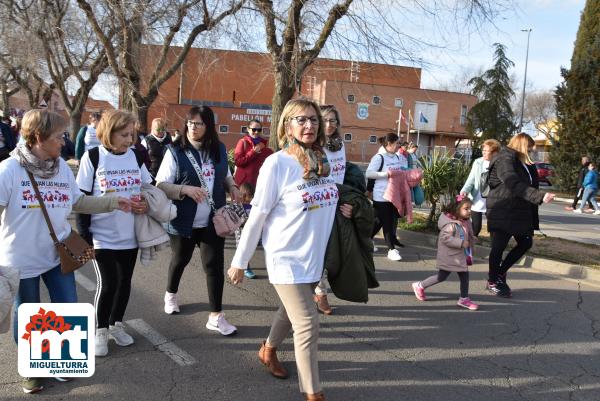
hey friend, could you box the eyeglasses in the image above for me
[187,120,205,128]
[323,119,338,125]
[289,116,319,126]
[249,128,262,133]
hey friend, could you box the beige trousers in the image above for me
[267,283,320,394]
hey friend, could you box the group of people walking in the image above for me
[0,98,559,400]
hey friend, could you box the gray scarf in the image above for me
[10,142,60,179]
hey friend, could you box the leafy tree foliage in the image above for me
[466,43,516,146]
[551,0,600,191]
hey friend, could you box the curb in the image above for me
[396,229,600,286]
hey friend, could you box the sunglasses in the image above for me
[249,128,263,133]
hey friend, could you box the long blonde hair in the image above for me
[276,98,325,149]
[507,133,535,164]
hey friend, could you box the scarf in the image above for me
[250,136,263,145]
[152,133,168,143]
[325,135,343,152]
[285,138,330,181]
[10,142,60,179]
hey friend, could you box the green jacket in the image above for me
[325,184,378,303]
[343,161,367,193]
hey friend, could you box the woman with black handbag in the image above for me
[0,110,130,394]
[155,105,242,335]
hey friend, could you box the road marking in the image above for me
[74,271,96,292]
[126,318,197,366]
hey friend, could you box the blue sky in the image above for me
[419,0,586,91]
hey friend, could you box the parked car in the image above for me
[535,162,553,185]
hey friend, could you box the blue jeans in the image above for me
[579,188,599,212]
[12,265,77,342]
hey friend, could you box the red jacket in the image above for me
[233,135,273,187]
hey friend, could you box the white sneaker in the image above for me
[109,322,134,346]
[594,210,600,215]
[164,291,180,314]
[206,313,237,336]
[387,249,402,261]
[574,209,582,214]
[95,328,108,357]
[373,245,379,253]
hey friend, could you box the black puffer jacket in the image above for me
[486,148,545,236]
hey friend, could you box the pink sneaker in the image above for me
[457,297,479,311]
[412,282,426,301]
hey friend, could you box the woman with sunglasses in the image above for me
[233,118,273,188]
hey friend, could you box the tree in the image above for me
[466,43,516,146]
[244,1,513,150]
[0,70,20,117]
[551,0,600,192]
[523,90,557,143]
[76,0,245,131]
[2,0,111,138]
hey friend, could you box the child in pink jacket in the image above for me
[411,195,479,310]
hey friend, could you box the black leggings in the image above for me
[488,230,533,282]
[167,226,225,312]
[471,211,483,237]
[372,201,399,250]
[421,270,470,298]
[94,248,138,329]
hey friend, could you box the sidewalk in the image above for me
[393,229,600,285]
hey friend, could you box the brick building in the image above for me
[141,46,477,162]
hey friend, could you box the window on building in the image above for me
[241,126,247,134]
[369,135,377,144]
[372,96,381,105]
[346,94,355,103]
[394,98,404,108]
[460,105,468,126]
[344,133,352,142]
[219,125,229,134]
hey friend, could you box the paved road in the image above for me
[1,238,599,401]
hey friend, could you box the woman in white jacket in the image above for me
[459,139,501,237]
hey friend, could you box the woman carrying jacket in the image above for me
[366,133,403,261]
[156,106,242,335]
[460,139,501,236]
[0,110,130,394]
[486,133,555,297]
[228,98,352,401]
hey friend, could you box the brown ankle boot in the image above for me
[305,392,325,401]
[314,294,333,315]
[258,341,289,379]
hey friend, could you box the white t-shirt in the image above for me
[84,125,100,152]
[471,159,490,213]
[324,145,346,185]
[155,148,232,228]
[76,146,152,249]
[396,151,409,169]
[367,152,402,202]
[0,158,83,279]
[251,152,338,284]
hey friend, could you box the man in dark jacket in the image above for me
[570,156,594,210]
[141,117,171,179]
[0,118,16,162]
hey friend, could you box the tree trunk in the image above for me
[427,201,437,228]
[69,111,83,142]
[268,70,296,151]
[0,80,10,118]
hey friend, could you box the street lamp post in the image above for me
[519,28,532,131]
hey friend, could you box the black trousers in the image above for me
[421,270,470,298]
[471,211,483,237]
[571,188,594,209]
[488,230,533,283]
[372,201,399,251]
[94,248,138,328]
[167,226,225,312]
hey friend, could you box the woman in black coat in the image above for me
[485,133,555,297]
